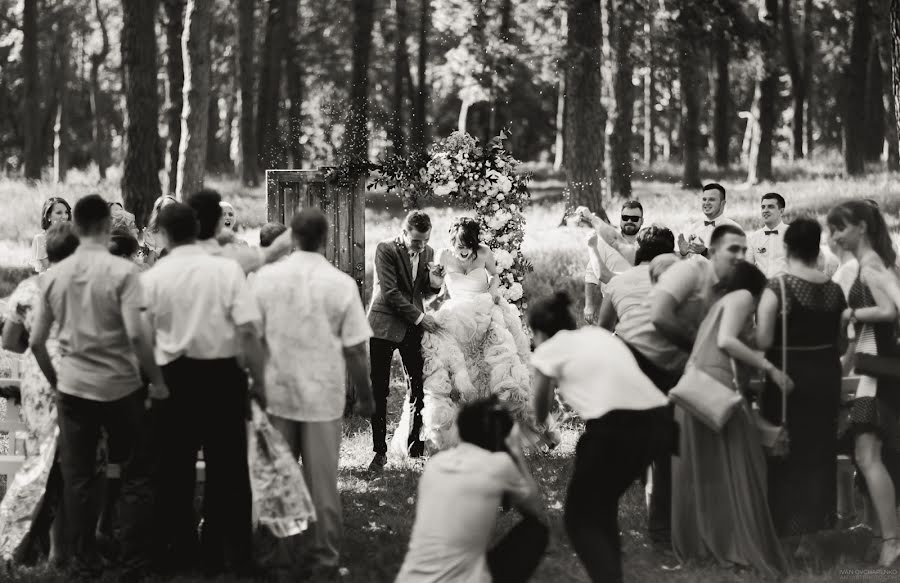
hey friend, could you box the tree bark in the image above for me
[781,0,806,159]
[237,0,258,184]
[344,0,376,161]
[713,32,730,168]
[642,12,654,165]
[554,70,566,172]
[284,0,304,168]
[890,0,900,160]
[678,3,702,189]
[409,0,429,156]
[175,0,213,200]
[257,0,287,170]
[865,39,886,161]
[89,0,110,180]
[802,0,814,159]
[564,0,608,218]
[53,17,70,184]
[206,88,219,171]
[163,0,185,195]
[607,0,638,197]
[845,0,872,176]
[121,0,162,228]
[23,0,40,181]
[754,0,779,183]
[391,0,408,156]
[872,0,899,169]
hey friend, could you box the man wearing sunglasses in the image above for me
[583,201,644,324]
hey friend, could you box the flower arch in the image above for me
[372,131,533,313]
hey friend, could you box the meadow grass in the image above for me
[2,162,900,582]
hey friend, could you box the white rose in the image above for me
[508,282,524,301]
[497,175,512,193]
[434,183,453,197]
[497,193,505,201]
[494,249,514,270]
[491,203,500,211]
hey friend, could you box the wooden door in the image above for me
[265,169,367,303]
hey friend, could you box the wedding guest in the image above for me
[677,183,741,257]
[252,208,375,577]
[187,189,292,274]
[29,194,165,579]
[259,222,287,248]
[397,397,548,583]
[0,222,79,564]
[746,193,789,278]
[583,202,642,323]
[143,194,178,266]
[755,218,848,547]
[827,200,900,567]
[31,197,71,272]
[530,292,671,583]
[141,202,264,576]
[671,262,790,578]
[109,227,140,262]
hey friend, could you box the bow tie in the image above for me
[764,230,779,235]
[704,220,716,227]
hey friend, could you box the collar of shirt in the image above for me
[764,222,788,235]
[165,243,208,257]
[289,249,329,265]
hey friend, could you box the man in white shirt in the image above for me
[252,208,375,577]
[746,193,788,278]
[142,202,265,575]
[583,201,643,323]
[678,183,742,257]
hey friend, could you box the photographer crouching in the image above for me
[395,397,548,583]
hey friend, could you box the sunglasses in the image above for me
[621,215,642,223]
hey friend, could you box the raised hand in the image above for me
[677,233,689,255]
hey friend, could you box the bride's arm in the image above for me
[484,248,501,302]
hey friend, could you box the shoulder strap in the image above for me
[779,275,788,426]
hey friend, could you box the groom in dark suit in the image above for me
[368,210,443,470]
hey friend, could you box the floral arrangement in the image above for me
[372,130,533,313]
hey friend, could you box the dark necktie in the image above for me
[704,220,716,227]
[764,230,779,235]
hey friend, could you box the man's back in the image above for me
[42,242,142,401]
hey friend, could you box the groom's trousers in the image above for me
[370,326,425,456]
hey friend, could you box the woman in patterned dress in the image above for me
[0,222,80,564]
[827,201,900,568]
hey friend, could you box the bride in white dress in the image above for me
[390,218,559,456]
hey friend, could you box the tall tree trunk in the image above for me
[865,39,886,161]
[678,4,702,189]
[713,32,730,168]
[492,0,513,135]
[873,0,899,169]
[564,0,608,218]
[163,0,185,195]
[206,88,219,172]
[390,0,408,156]
[121,0,162,228]
[23,0,40,181]
[257,0,287,170]
[754,0,779,183]
[89,0,110,180]
[802,0,814,159]
[175,0,213,199]
[53,17,70,184]
[607,0,638,198]
[409,0,429,156]
[845,0,872,176]
[890,0,900,159]
[554,71,566,171]
[782,0,806,159]
[237,0,258,184]
[284,0,304,168]
[344,0,376,161]
[642,11,654,165]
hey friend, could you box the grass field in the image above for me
[2,160,900,582]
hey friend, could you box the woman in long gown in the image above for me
[672,262,790,579]
[755,218,847,543]
[827,201,900,567]
[0,222,80,564]
[390,218,558,456]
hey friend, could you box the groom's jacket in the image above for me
[368,237,440,343]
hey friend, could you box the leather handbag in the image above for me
[754,276,790,457]
[670,365,743,432]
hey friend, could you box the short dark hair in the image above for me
[761,192,785,210]
[291,208,329,251]
[45,222,79,263]
[527,291,577,339]
[456,396,515,452]
[634,225,675,265]
[709,224,745,248]
[404,210,432,234]
[73,194,111,236]
[109,233,139,259]
[702,183,726,200]
[621,200,643,215]
[187,189,223,240]
[783,217,821,264]
[157,202,199,246]
[721,261,768,298]
[450,217,481,258]
[260,222,287,248]
[41,197,72,230]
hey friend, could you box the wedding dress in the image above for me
[389,265,559,457]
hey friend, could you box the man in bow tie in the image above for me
[367,211,444,471]
[746,192,789,278]
[677,183,742,258]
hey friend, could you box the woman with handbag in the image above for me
[756,218,848,548]
[671,261,790,579]
[827,201,900,568]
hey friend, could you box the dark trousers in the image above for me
[370,329,425,456]
[565,407,673,583]
[155,357,252,574]
[625,343,680,543]
[57,389,153,577]
[486,515,549,583]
